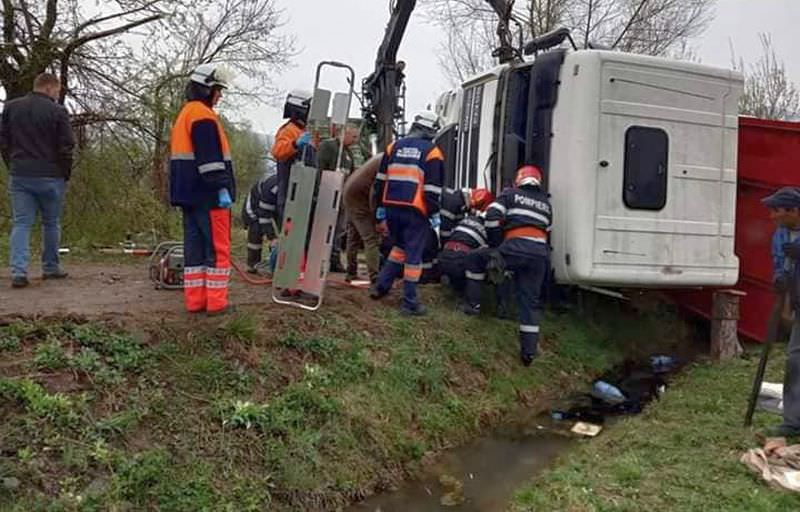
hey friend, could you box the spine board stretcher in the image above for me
[272,61,357,310]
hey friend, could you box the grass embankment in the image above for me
[0,292,685,510]
[511,344,800,512]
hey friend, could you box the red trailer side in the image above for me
[674,117,800,342]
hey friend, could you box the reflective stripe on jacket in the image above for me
[374,137,444,216]
[169,100,235,207]
[440,187,470,240]
[486,186,552,248]
[447,215,488,250]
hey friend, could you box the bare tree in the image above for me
[426,0,715,84]
[0,0,163,101]
[734,33,800,121]
[115,0,295,199]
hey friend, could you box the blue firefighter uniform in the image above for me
[241,174,279,269]
[764,187,800,436]
[439,188,470,242]
[465,185,552,364]
[371,137,444,314]
[439,214,489,296]
[420,226,442,284]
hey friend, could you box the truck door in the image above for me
[591,56,739,284]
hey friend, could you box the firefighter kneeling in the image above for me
[241,174,279,274]
[439,210,492,298]
[462,165,552,366]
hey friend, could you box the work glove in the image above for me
[375,207,387,221]
[429,213,441,229]
[296,132,312,150]
[218,188,233,209]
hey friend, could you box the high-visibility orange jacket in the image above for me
[169,100,235,207]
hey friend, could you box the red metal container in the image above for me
[674,117,800,342]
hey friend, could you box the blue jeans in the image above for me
[8,176,66,277]
[783,317,800,430]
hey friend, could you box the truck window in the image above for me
[623,126,669,210]
[500,69,531,189]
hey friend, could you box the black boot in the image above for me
[460,303,480,316]
[520,352,536,367]
[400,303,427,316]
[369,284,388,300]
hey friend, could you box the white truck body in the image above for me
[436,49,743,288]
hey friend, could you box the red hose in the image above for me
[231,260,273,286]
[230,260,369,289]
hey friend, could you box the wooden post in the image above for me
[711,290,746,361]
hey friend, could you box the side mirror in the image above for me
[524,28,577,55]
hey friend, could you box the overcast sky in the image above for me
[240,0,800,135]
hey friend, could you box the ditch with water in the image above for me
[347,355,682,512]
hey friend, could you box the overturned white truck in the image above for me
[435,44,743,288]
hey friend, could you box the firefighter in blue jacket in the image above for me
[169,64,235,315]
[763,186,800,437]
[241,174,279,273]
[439,187,494,242]
[370,111,444,316]
[439,213,489,297]
[463,165,552,366]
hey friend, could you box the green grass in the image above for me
[510,345,800,512]
[0,295,689,511]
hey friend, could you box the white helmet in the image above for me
[190,63,232,89]
[411,110,441,133]
[286,89,312,107]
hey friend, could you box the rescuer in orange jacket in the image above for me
[169,64,236,315]
[271,90,313,222]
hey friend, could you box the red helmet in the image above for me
[470,188,495,211]
[515,165,543,188]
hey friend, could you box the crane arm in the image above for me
[363,0,519,150]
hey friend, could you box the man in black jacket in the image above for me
[0,73,75,288]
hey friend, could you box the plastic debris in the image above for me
[592,380,626,404]
[650,355,677,373]
[571,422,603,437]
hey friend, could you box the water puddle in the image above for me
[348,428,570,512]
[347,355,682,512]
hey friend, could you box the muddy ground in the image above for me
[0,262,377,322]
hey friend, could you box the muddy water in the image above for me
[347,425,571,512]
[347,357,680,512]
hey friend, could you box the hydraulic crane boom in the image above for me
[362,0,520,151]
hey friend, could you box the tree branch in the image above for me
[611,0,650,49]
[66,14,163,52]
[41,0,57,39]
[72,1,162,38]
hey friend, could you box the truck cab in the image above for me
[437,48,743,288]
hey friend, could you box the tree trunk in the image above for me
[711,290,746,361]
[151,111,170,205]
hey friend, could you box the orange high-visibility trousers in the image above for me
[182,206,231,313]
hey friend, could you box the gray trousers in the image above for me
[784,317,800,429]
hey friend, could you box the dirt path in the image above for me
[0,262,374,321]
